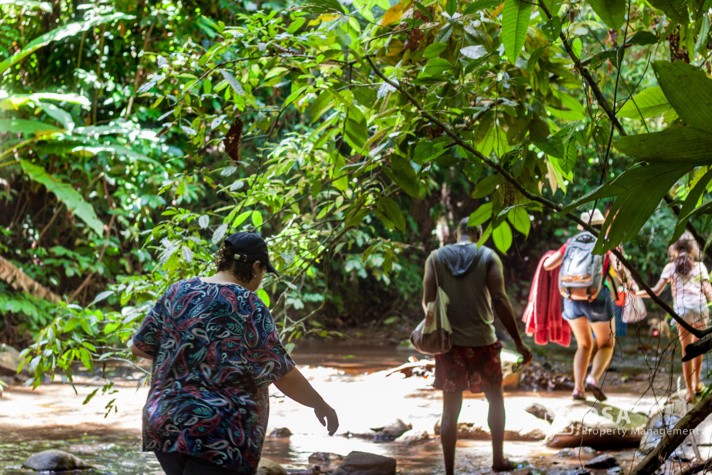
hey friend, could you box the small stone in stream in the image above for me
[308,452,344,468]
[584,454,618,469]
[22,449,92,471]
[548,470,591,475]
[256,457,286,475]
[396,430,429,445]
[525,403,555,423]
[268,427,292,438]
[370,419,411,441]
[556,447,596,459]
[332,451,396,475]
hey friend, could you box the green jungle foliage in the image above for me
[1,0,711,386]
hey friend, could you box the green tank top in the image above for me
[429,245,497,347]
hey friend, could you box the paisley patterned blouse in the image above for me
[132,277,296,473]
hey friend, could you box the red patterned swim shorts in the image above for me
[434,341,503,393]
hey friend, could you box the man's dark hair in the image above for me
[215,243,266,282]
[457,217,482,240]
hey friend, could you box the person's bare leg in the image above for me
[484,385,507,469]
[679,327,696,402]
[590,320,615,383]
[441,390,462,475]
[567,317,593,395]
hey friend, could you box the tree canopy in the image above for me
[1,0,712,385]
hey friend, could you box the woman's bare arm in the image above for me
[274,367,339,435]
[635,278,668,298]
[543,250,563,271]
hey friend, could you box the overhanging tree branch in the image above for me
[365,54,710,339]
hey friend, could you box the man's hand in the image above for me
[515,341,533,365]
[314,402,339,436]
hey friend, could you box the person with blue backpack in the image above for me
[543,209,619,401]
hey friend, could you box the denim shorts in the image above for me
[562,286,615,322]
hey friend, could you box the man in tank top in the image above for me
[422,217,532,474]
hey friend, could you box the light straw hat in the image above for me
[580,208,605,226]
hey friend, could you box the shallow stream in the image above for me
[0,336,701,474]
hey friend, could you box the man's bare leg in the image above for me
[484,385,508,470]
[441,390,463,475]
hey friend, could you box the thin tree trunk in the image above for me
[0,256,61,302]
[631,394,712,475]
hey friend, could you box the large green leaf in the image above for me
[565,162,691,253]
[502,0,531,64]
[507,206,531,237]
[376,197,406,231]
[0,13,133,75]
[672,168,712,240]
[617,86,673,120]
[653,61,712,134]
[587,0,626,29]
[492,221,513,253]
[0,119,61,135]
[646,0,688,23]
[614,126,712,164]
[20,160,103,236]
[384,156,424,199]
[0,92,90,110]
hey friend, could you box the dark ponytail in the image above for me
[673,238,694,276]
[675,252,693,276]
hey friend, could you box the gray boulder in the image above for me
[332,451,397,475]
[396,429,430,445]
[371,419,412,441]
[257,457,286,475]
[525,402,555,423]
[308,452,344,471]
[22,449,92,471]
[0,344,20,376]
[584,454,618,469]
[545,401,647,449]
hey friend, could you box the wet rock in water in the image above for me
[519,361,574,391]
[332,451,397,475]
[545,401,647,449]
[584,454,618,469]
[370,419,411,441]
[257,457,286,475]
[268,427,292,438]
[433,410,548,441]
[556,446,596,459]
[308,452,344,470]
[525,403,555,423]
[395,429,429,445]
[547,470,591,475]
[22,449,92,471]
[0,344,20,376]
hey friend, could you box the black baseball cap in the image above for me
[225,232,279,276]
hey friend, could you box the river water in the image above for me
[0,338,700,474]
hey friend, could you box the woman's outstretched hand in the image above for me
[314,403,339,435]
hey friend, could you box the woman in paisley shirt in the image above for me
[130,232,339,475]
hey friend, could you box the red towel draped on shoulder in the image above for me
[522,251,570,347]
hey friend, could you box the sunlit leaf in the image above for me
[653,61,712,134]
[492,221,513,253]
[381,1,409,26]
[20,160,103,236]
[617,86,672,120]
[587,0,626,29]
[0,13,134,75]
[502,0,531,64]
